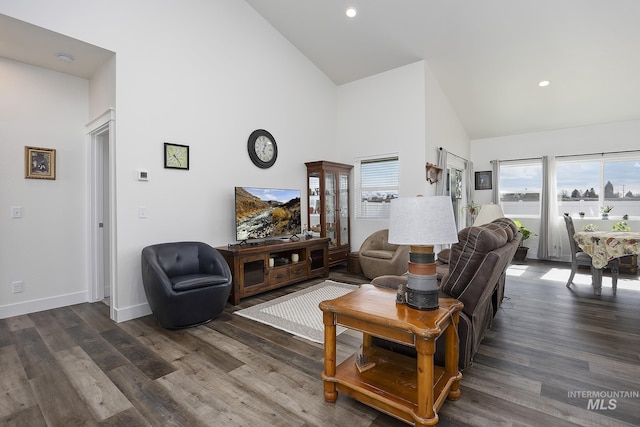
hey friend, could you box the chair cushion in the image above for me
[361,249,395,260]
[171,274,230,291]
[437,248,450,264]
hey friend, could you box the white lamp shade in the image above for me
[388,196,459,245]
[473,204,505,226]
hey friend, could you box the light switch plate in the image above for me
[11,206,22,218]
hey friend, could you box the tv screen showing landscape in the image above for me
[235,187,302,241]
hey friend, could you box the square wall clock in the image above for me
[164,143,189,170]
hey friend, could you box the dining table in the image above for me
[573,230,640,295]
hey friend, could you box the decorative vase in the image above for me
[579,213,585,218]
[514,246,528,261]
[602,213,609,219]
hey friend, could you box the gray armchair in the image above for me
[141,241,232,328]
[358,229,410,279]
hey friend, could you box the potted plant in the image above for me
[612,221,631,231]
[601,205,613,219]
[513,220,537,261]
[463,201,480,217]
[579,211,585,218]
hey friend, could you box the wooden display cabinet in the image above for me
[216,237,330,305]
[305,161,353,267]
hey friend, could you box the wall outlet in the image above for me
[12,281,24,293]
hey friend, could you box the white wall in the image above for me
[337,61,469,250]
[337,62,427,250]
[425,63,470,162]
[0,1,337,320]
[0,58,90,317]
[89,55,116,120]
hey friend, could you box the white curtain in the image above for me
[539,156,562,259]
[465,159,474,226]
[491,160,500,204]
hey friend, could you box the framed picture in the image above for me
[164,143,189,170]
[25,146,56,180]
[475,171,492,190]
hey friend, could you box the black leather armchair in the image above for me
[141,241,232,328]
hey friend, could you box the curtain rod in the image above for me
[556,149,640,159]
[494,156,542,163]
[438,147,469,162]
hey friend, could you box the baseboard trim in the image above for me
[112,302,152,323]
[0,291,88,319]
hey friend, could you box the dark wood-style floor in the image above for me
[1,261,639,426]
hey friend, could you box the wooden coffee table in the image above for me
[319,284,463,426]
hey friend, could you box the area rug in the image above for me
[234,280,358,343]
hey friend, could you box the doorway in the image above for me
[87,109,115,319]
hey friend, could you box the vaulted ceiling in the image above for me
[245,0,640,139]
[3,2,640,140]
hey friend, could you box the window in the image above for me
[354,155,399,219]
[498,160,542,217]
[557,157,640,217]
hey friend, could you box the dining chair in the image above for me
[563,214,619,293]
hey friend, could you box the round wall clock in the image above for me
[247,129,277,169]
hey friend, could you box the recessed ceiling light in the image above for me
[57,53,74,63]
[346,7,357,18]
[538,80,550,87]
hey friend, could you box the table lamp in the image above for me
[473,204,505,226]
[388,196,459,310]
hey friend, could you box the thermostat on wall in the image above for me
[137,169,149,181]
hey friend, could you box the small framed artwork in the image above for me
[475,171,492,190]
[164,143,189,170]
[25,146,56,180]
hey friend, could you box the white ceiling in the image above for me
[3,2,640,139]
[245,0,640,139]
[0,14,113,79]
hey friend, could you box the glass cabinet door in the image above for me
[308,173,321,236]
[305,160,353,267]
[325,172,337,247]
[339,172,349,247]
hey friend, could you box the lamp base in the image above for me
[406,288,439,310]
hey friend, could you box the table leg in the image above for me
[591,266,603,296]
[445,312,462,400]
[322,311,337,402]
[414,338,436,427]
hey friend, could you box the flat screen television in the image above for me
[235,186,302,241]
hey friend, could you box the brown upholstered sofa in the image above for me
[371,218,521,370]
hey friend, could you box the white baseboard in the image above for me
[0,291,88,319]
[0,292,152,324]
[112,302,152,323]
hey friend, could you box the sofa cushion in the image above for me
[441,225,508,299]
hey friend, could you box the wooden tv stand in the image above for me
[216,237,330,305]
